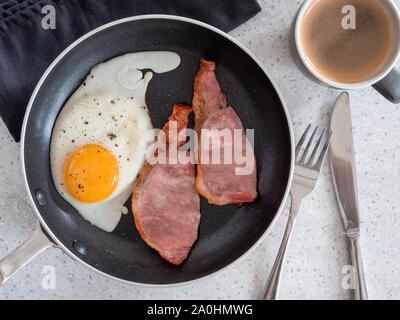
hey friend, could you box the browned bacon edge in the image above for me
[193,59,222,204]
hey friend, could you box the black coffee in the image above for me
[300,0,394,83]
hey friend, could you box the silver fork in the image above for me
[261,124,331,300]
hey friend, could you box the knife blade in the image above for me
[330,92,360,233]
[330,92,368,300]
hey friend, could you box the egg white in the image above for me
[50,51,180,232]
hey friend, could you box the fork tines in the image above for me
[296,124,331,170]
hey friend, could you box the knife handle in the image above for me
[347,236,368,300]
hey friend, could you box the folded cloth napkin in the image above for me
[0,0,260,142]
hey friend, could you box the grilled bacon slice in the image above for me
[132,105,200,265]
[193,59,257,205]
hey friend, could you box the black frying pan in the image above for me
[0,15,293,286]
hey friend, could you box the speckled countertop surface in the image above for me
[1,0,400,300]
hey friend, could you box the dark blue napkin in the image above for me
[0,0,261,141]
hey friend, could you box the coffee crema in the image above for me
[300,0,394,84]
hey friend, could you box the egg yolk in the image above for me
[64,144,119,203]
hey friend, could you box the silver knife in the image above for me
[330,92,368,300]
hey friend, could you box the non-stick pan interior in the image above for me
[23,17,292,284]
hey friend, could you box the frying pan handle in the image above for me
[0,224,55,285]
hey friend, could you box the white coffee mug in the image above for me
[292,0,400,103]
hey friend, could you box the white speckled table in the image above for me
[1,0,400,300]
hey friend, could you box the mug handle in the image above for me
[373,68,400,104]
[0,223,56,285]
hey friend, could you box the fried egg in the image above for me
[50,51,180,232]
